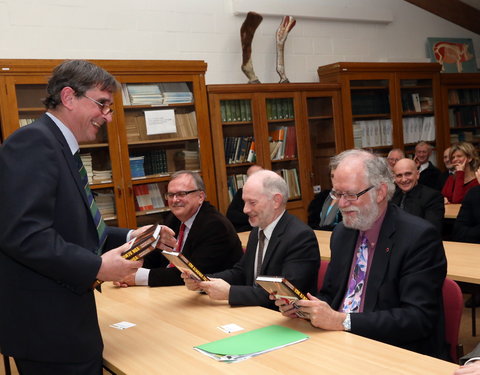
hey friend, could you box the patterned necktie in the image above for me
[74,151,107,255]
[342,234,369,313]
[255,230,266,281]
[167,223,186,268]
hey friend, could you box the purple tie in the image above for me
[342,234,369,313]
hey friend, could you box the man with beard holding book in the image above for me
[276,149,449,360]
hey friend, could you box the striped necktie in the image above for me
[74,151,107,254]
[254,230,266,282]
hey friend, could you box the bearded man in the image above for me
[275,149,449,361]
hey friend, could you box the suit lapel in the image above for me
[363,205,395,311]
[259,213,288,274]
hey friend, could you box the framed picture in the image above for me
[426,37,477,73]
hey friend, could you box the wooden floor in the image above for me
[1,298,479,375]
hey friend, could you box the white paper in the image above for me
[144,109,176,135]
[218,323,244,333]
[110,321,136,330]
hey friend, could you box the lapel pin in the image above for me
[385,248,390,253]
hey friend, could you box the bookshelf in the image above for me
[317,62,444,165]
[207,83,343,222]
[439,73,480,149]
[0,59,216,229]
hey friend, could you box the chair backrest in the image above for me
[317,259,329,292]
[442,278,464,363]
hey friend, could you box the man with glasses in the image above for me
[0,60,177,374]
[276,149,449,360]
[117,170,244,287]
[182,169,319,309]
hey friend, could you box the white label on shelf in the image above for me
[144,109,176,135]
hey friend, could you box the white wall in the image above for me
[0,0,479,84]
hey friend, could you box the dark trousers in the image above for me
[14,355,103,375]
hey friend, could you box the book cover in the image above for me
[93,224,162,289]
[161,250,209,281]
[255,275,308,318]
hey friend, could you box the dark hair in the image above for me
[43,60,119,109]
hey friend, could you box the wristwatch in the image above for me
[342,313,351,331]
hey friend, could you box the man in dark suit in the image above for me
[0,60,176,374]
[183,169,319,309]
[415,141,441,190]
[453,185,480,244]
[276,149,448,360]
[391,158,444,233]
[117,171,243,287]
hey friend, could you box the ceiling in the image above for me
[404,0,480,34]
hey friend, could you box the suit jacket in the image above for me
[143,201,243,286]
[307,190,342,231]
[226,188,252,232]
[0,115,129,362]
[453,185,480,243]
[318,203,448,360]
[390,184,444,233]
[211,211,320,309]
[419,161,441,191]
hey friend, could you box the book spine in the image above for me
[185,259,209,281]
[284,279,307,300]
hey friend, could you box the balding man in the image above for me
[183,169,319,309]
[391,158,444,233]
[276,149,448,360]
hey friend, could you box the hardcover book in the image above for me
[161,250,210,281]
[255,275,308,318]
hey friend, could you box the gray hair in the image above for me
[170,170,206,193]
[331,149,395,200]
[250,169,289,205]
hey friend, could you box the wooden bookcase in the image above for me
[439,73,480,150]
[0,59,217,229]
[207,83,343,222]
[317,62,444,165]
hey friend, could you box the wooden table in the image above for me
[444,204,461,219]
[96,285,458,375]
[238,230,480,284]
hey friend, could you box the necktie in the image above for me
[399,192,406,209]
[167,223,186,268]
[342,234,369,313]
[255,230,266,281]
[74,151,107,254]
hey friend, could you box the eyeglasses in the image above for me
[84,95,114,115]
[164,189,199,200]
[329,186,374,201]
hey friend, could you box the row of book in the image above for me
[450,130,480,144]
[269,126,297,160]
[121,82,193,106]
[19,118,36,127]
[448,106,480,128]
[266,98,295,121]
[351,91,390,116]
[402,116,435,144]
[125,110,197,142]
[276,168,301,200]
[448,89,480,105]
[220,100,252,123]
[227,173,247,202]
[133,183,166,212]
[174,150,200,171]
[224,136,256,164]
[353,119,393,148]
[93,190,116,218]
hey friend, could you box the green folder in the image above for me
[194,325,309,362]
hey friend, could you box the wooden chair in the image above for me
[442,278,464,363]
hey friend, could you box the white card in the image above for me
[218,323,244,333]
[110,321,136,330]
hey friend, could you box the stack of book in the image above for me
[174,150,200,171]
[92,169,112,183]
[122,84,164,105]
[80,153,94,183]
[268,126,297,160]
[94,191,115,217]
[129,156,145,178]
[159,82,193,104]
[224,136,255,164]
[19,118,36,127]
